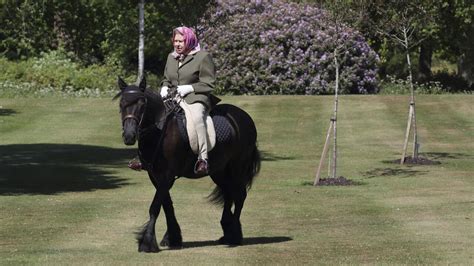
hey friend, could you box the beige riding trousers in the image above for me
[179,100,209,160]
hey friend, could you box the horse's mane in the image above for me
[144,88,161,103]
[113,85,162,104]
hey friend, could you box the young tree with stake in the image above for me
[314,0,369,185]
[370,1,434,164]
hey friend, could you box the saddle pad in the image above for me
[212,115,234,143]
[179,101,216,154]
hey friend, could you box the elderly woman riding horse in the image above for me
[116,27,260,253]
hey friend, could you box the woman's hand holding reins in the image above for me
[161,85,193,99]
[160,86,169,98]
[177,85,194,97]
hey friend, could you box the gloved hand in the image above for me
[160,86,169,98]
[177,85,194,97]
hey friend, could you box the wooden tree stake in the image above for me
[314,119,334,185]
[401,103,414,164]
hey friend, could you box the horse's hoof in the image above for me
[218,236,228,244]
[138,248,160,253]
[160,236,183,248]
[160,239,183,249]
[138,243,160,253]
[160,239,169,247]
[138,247,160,253]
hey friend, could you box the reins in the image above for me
[135,90,183,173]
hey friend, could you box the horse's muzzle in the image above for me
[123,131,137,145]
[122,121,138,145]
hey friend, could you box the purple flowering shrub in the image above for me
[198,0,379,95]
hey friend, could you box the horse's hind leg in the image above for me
[228,184,247,245]
[217,186,234,244]
[214,182,247,246]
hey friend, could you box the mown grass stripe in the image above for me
[0,95,472,264]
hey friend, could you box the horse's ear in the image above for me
[118,76,127,91]
[139,77,146,92]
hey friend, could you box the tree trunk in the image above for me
[136,0,145,84]
[53,9,70,50]
[332,49,339,179]
[418,40,433,82]
[458,23,474,87]
[458,53,474,87]
[401,26,419,162]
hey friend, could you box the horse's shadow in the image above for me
[181,236,293,249]
[0,143,135,195]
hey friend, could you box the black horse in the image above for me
[116,78,261,252]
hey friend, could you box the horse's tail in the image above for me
[208,186,225,206]
[208,144,261,206]
[245,143,261,191]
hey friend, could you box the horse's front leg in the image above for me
[137,190,161,252]
[159,192,183,248]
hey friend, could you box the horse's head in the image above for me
[116,77,147,146]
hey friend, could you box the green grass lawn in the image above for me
[0,95,472,264]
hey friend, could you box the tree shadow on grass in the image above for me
[260,150,296,161]
[0,108,17,116]
[181,236,293,249]
[363,168,427,179]
[382,152,471,166]
[422,152,471,160]
[0,143,136,195]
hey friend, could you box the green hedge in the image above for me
[0,51,161,97]
[378,76,473,95]
[1,51,118,90]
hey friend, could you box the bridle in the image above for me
[121,89,147,128]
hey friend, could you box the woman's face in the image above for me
[173,33,185,54]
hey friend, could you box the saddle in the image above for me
[173,103,235,154]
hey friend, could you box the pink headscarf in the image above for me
[172,26,201,59]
